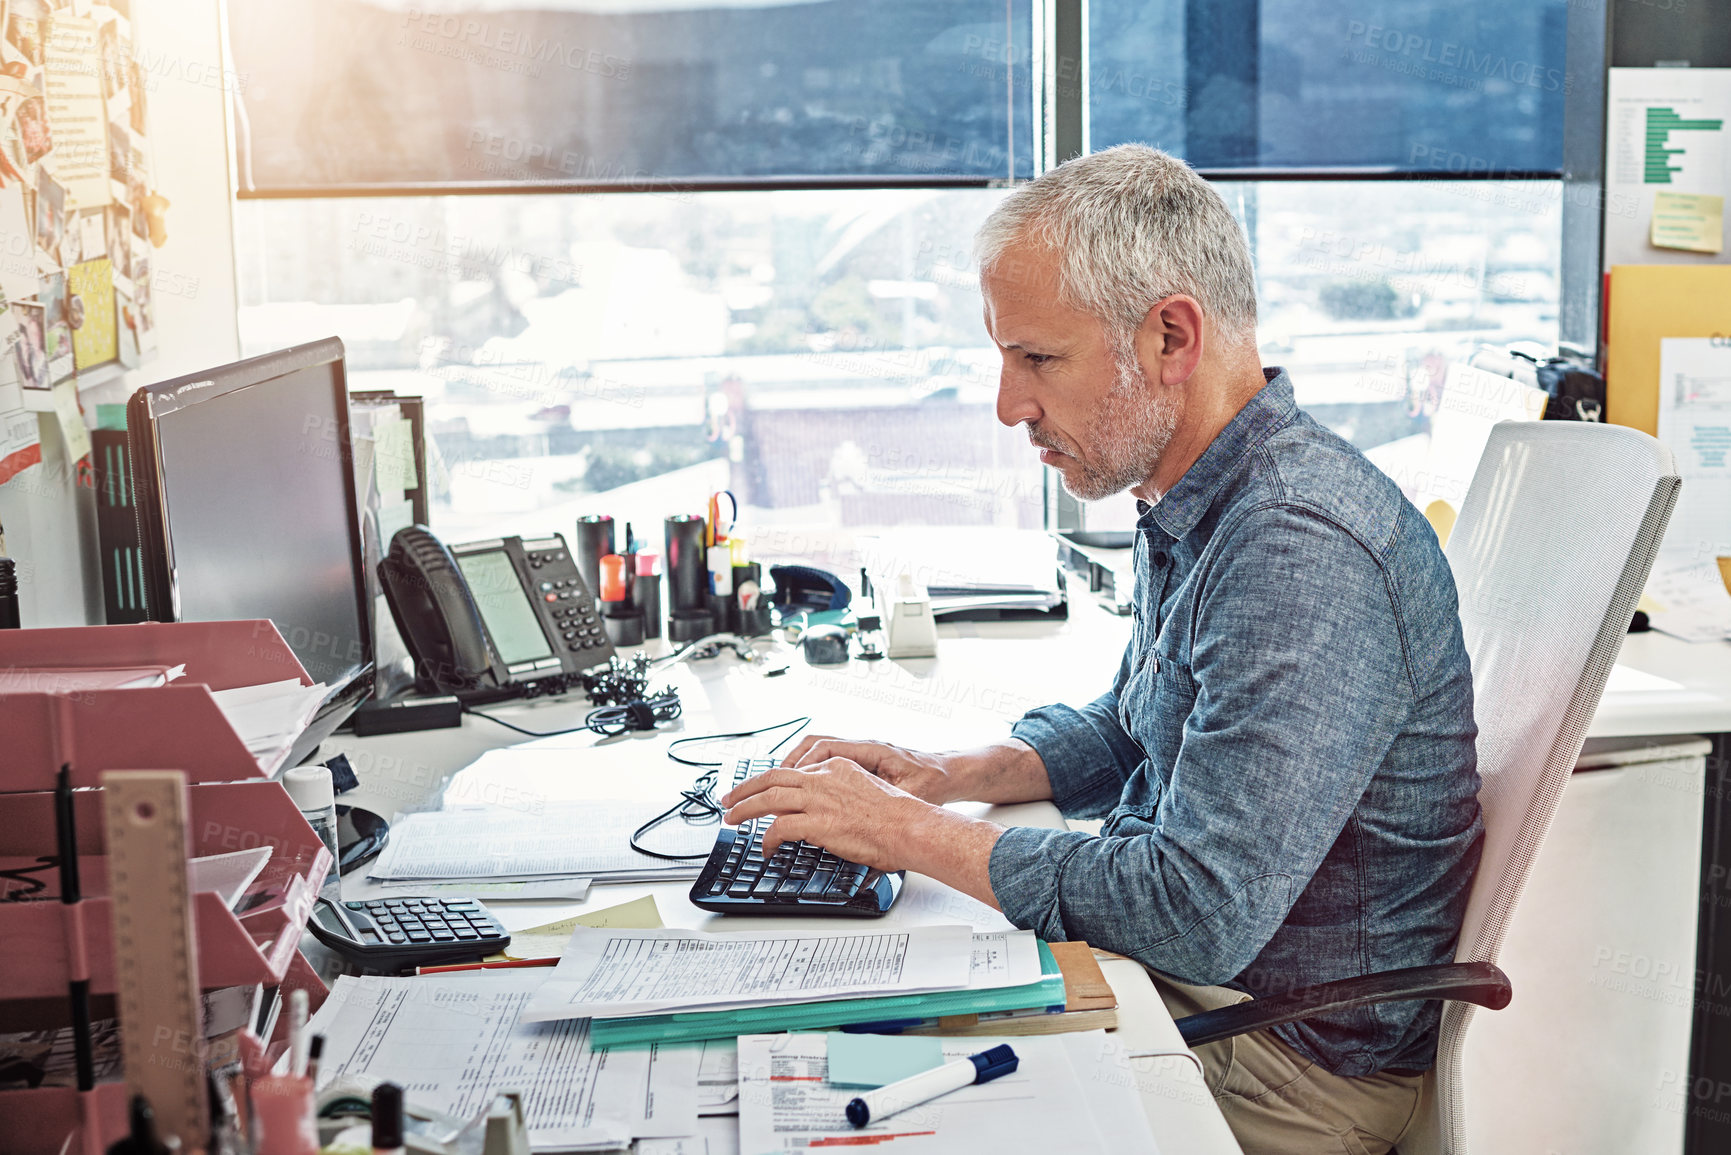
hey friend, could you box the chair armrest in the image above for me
[1173,961,1511,1048]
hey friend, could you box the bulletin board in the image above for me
[0,0,159,393]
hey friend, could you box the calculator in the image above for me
[688,759,904,917]
[308,896,512,972]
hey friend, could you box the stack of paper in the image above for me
[735,1030,1155,1153]
[212,679,328,772]
[0,663,184,693]
[525,925,992,1023]
[188,847,273,911]
[367,802,714,884]
[303,971,699,1151]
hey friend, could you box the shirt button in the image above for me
[1153,551,1171,568]
[1151,656,1161,674]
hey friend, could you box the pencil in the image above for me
[414,956,558,976]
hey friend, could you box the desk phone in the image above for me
[379,526,615,701]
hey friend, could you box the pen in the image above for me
[845,1044,1019,1128]
[414,956,558,976]
[287,988,309,1077]
[305,1035,324,1087]
[55,764,95,1093]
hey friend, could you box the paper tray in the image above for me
[0,781,330,1001]
[0,620,315,791]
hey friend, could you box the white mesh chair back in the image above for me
[1398,422,1678,1155]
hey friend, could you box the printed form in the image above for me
[523,925,1029,1023]
[303,972,698,1150]
[735,1031,1156,1154]
[367,802,714,881]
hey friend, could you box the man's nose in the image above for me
[995,365,1041,429]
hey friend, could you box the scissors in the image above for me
[706,489,737,548]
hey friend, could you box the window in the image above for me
[228,1,1569,542]
[1089,0,1568,173]
[228,0,1033,191]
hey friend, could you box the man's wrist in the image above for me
[943,738,1048,805]
[894,799,1005,910]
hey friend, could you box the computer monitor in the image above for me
[127,337,373,764]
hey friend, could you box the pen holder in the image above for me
[706,592,735,635]
[252,1074,318,1155]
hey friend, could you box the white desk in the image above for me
[317,609,1731,1155]
[321,613,1242,1154]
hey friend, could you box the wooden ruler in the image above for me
[103,770,207,1149]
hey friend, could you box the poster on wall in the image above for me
[0,0,160,388]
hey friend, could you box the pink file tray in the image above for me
[0,620,314,791]
[0,781,331,1001]
[0,1082,132,1155]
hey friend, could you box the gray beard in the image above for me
[1039,355,1177,502]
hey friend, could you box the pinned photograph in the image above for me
[15,96,47,168]
[126,54,145,134]
[6,0,44,69]
[107,118,127,180]
[12,304,45,389]
[98,20,125,101]
[105,200,128,280]
[33,165,61,259]
[127,164,146,239]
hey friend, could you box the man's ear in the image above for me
[1134,295,1206,387]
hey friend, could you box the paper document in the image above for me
[368,802,714,882]
[0,664,184,693]
[1605,68,1731,268]
[189,848,272,911]
[492,895,664,962]
[637,1117,739,1155]
[373,878,594,903]
[524,925,1018,1023]
[1658,337,1731,564]
[736,1031,1140,1154]
[304,972,698,1151]
[1644,557,1731,643]
[214,679,329,771]
[697,1038,740,1116]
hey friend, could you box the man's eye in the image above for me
[1023,352,1053,366]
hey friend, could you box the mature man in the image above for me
[722,144,1482,1154]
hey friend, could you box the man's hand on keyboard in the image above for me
[777,736,963,805]
[721,758,925,870]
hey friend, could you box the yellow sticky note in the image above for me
[492,894,663,961]
[46,378,90,463]
[69,259,117,370]
[1651,191,1725,255]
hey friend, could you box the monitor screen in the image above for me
[455,548,553,666]
[135,343,371,695]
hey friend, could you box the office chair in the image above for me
[1171,421,1680,1155]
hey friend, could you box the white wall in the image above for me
[0,0,240,625]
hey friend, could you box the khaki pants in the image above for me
[1152,973,1424,1155]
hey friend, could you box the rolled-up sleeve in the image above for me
[989,505,1416,986]
[1010,646,1145,819]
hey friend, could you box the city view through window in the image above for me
[236,180,1562,544]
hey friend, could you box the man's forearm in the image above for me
[897,804,1006,911]
[944,738,1054,805]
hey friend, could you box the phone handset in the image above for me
[377,525,505,694]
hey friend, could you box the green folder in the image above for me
[591,940,1067,1048]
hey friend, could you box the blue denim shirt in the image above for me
[990,369,1482,1077]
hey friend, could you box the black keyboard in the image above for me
[689,759,904,917]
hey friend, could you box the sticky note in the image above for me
[826,1033,944,1089]
[496,894,664,961]
[1651,191,1724,255]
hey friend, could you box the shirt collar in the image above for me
[1136,367,1296,541]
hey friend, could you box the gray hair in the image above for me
[974,144,1258,350]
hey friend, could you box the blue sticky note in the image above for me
[826,1032,945,1089]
